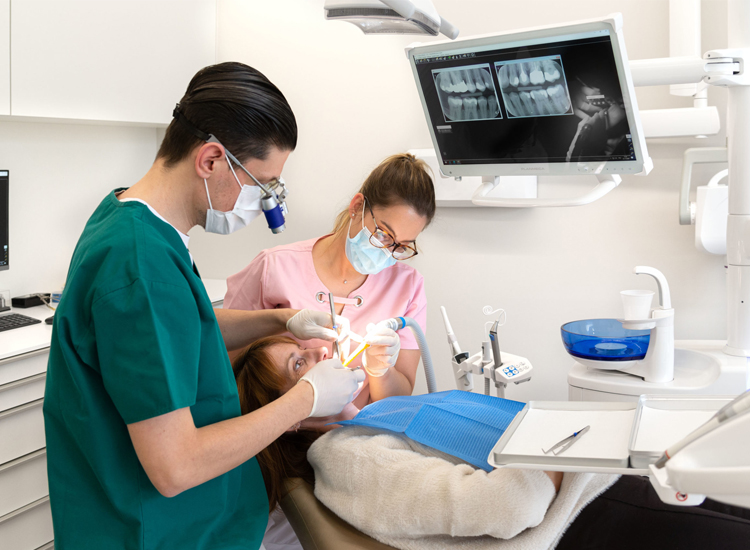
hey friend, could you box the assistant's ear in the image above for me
[194,142,227,179]
[348,193,365,221]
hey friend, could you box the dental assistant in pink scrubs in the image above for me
[225,153,435,409]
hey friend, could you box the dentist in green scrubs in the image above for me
[43,62,364,550]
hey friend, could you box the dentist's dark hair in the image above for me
[157,62,297,167]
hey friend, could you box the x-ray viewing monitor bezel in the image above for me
[406,14,651,178]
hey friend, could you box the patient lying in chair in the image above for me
[234,337,750,550]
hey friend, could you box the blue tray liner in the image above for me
[337,390,525,471]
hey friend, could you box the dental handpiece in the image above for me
[440,306,468,363]
[489,319,502,369]
[655,389,750,468]
[440,306,461,356]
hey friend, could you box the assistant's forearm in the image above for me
[367,368,413,402]
[368,350,419,402]
[215,308,298,351]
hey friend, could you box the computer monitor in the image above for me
[406,14,651,178]
[0,171,7,271]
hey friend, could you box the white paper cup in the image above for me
[621,290,654,320]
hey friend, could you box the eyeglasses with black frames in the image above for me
[364,198,418,260]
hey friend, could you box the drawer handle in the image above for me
[0,495,50,524]
[0,448,46,474]
[0,398,44,421]
[0,372,46,394]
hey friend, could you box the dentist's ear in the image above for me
[194,141,226,180]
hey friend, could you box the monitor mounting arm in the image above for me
[472,173,622,208]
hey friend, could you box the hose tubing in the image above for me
[385,317,437,394]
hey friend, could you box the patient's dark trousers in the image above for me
[555,475,750,549]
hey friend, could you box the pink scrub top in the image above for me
[224,237,427,407]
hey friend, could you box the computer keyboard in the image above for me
[0,313,42,332]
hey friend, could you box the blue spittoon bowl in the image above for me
[561,319,650,362]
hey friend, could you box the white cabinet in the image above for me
[10,0,216,124]
[0,352,51,549]
[0,0,9,116]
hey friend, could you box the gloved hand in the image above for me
[298,358,365,417]
[287,309,351,342]
[362,323,401,377]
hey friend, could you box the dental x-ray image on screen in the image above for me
[432,64,502,122]
[495,56,572,118]
[409,27,640,171]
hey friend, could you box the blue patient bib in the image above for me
[337,390,525,471]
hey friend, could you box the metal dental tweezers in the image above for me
[328,292,340,359]
[542,425,590,455]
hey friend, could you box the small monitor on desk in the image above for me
[406,14,651,178]
[0,170,7,271]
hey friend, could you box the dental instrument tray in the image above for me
[489,401,638,473]
[627,395,734,469]
[488,397,735,475]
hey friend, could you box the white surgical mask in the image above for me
[204,158,263,235]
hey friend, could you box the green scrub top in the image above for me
[43,190,268,550]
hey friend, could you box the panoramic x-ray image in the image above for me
[496,57,573,118]
[432,64,502,122]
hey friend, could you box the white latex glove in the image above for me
[362,323,401,377]
[287,309,351,342]
[299,358,365,417]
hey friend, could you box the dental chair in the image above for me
[281,478,397,550]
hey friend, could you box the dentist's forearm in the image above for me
[129,382,313,498]
[215,308,298,351]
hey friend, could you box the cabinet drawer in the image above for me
[0,450,48,518]
[0,400,45,465]
[0,351,49,387]
[0,373,46,413]
[0,497,53,550]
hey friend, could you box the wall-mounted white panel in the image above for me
[0,0,9,115]
[10,0,216,123]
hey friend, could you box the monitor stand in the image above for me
[472,173,622,208]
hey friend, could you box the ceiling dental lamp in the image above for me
[324,0,459,39]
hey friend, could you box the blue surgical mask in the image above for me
[345,208,397,275]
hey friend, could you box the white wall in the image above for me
[1,1,730,403]
[0,121,159,296]
[186,0,733,401]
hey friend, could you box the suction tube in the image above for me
[383,317,437,394]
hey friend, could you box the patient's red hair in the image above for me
[233,336,319,512]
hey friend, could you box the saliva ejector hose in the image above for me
[379,317,436,394]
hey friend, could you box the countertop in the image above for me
[0,279,227,362]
